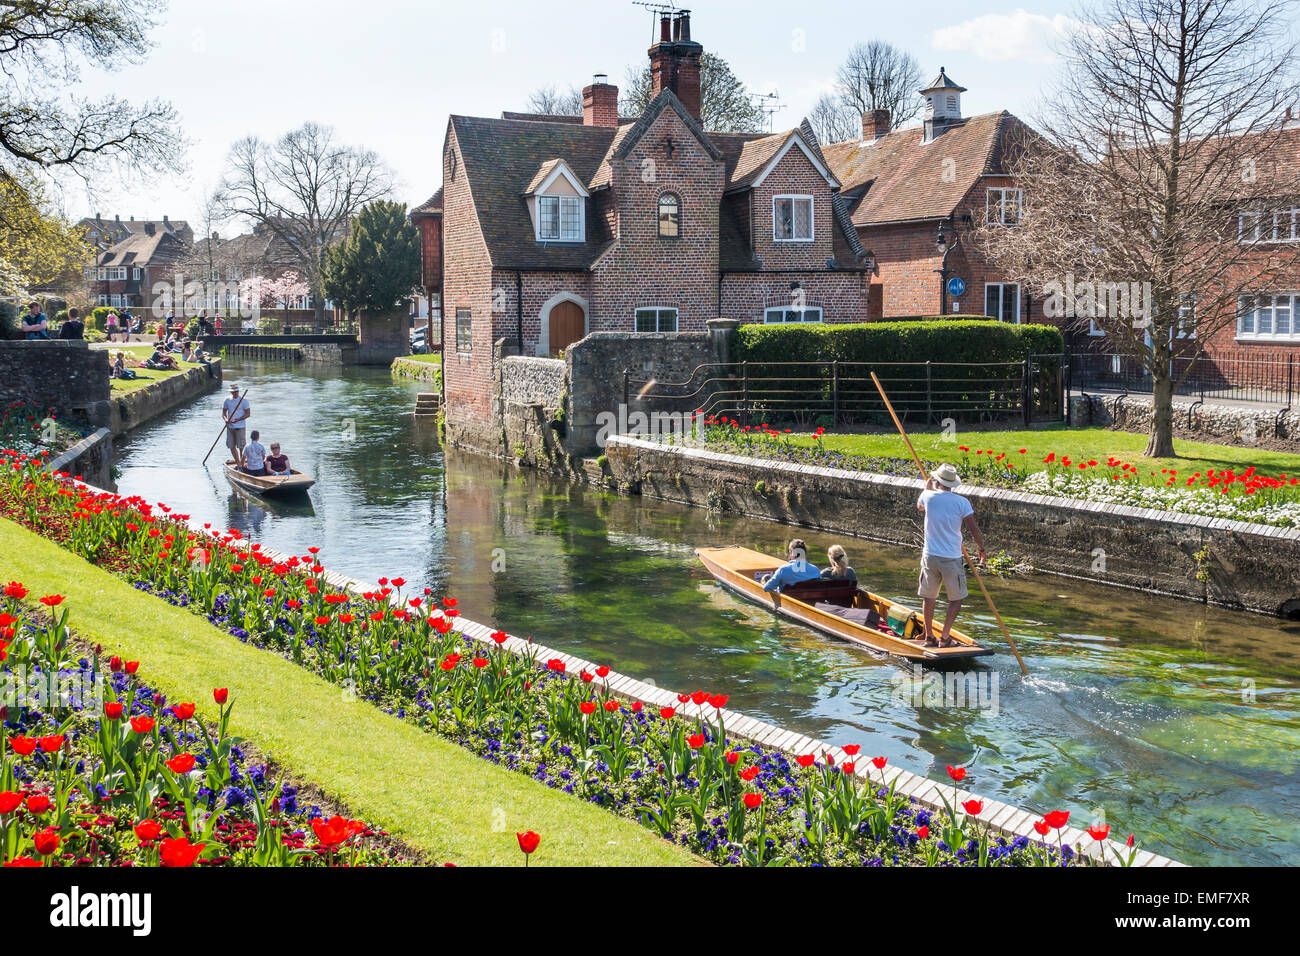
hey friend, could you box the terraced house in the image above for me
[427,12,873,446]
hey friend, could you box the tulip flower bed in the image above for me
[0,401,90,460]
[693,418,1300,529]
[0,591,416,867]
[0,454,1111,867]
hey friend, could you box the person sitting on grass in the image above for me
[179,340,194,362]
[761,538,822,594]
[191,341,211,364]
[820,544,858,584]
[145,347,178,371]
[110,351,138,380]
[266,441,291,476]
[241,430,268,476]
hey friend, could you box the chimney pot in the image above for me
[583,77,620,127]
[679,12,691,42]
[660,14,671,41]
[648,12,704,122]
[864,108,891,140]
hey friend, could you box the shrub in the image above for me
[736,319,1063,365]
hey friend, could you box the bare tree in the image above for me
[0,0,180,183]
[526,84,583,116]
[217,123,394,323]
[835,40,923,128]
[808,93,861,145]
[980,0,1300,457]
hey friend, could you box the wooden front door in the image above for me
[548,301,585,355]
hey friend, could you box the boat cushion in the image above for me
[814,602,881,628]
[784,579,859,604]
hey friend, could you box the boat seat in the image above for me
[783,578,859,605]
[814,602,881,627]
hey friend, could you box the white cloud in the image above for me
[931,9,1080,65]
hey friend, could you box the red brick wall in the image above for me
[416,215,442,292]
[440,124,497,428]
[720,272,870,324]
[750,144,835,270]
[590,107,724,331]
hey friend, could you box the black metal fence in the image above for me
[1072,351,1298,406]
[624,355,1068,428]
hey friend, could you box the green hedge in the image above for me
[731,320,1064,424]
[735,319,1063,364]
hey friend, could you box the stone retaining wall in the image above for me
[225,344,302,362]
[43,427,114,489]
[299,342,357,364]
[1073,392,1300,452]
[604,435,1300,618]
[390,356,442,385]
[0,340,109,423]
[107,360,223,434]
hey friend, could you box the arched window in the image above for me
[658,193,680,238]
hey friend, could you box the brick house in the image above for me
[822,68,1038,324]
[421,11,872,443]
[88,224,189,315]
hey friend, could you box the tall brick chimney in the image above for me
[864,109,891,140]
[648,11,703,122]
[583,74,619,127]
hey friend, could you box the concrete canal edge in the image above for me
[603,436,1300,619]
[248,538,1181,868]
[43,427,114,488]
[106,359,224,435]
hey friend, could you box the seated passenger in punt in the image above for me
[820,544,858,584]
[266,442,291,476]
[760,538,821,593]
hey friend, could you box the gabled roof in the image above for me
[823,110,1037,226]
[523,158,590,197]
[95,230,187,268]
[411,188,443,216]
[611,89,724,163]
[449,113,619,270]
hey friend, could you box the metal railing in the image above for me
[1071,351,1297,406]
[623,355,1068,427]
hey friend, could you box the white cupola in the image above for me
[920,66,967,143]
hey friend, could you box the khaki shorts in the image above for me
[918,554,968,601]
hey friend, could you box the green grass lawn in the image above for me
[780,425,1300,479]
[104,344,207,394]
[0,517,696,867]
[399,353,442,365]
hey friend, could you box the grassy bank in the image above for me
[0,516,697,867]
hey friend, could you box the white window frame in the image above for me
[455,307,472,353]
[772,195,814,242]
[986,187,1023,226]
[1237,293,1300,342]
[763,306,823,323]
[634,307,678,333]
[536,194,584,242]
[985,282,1021,323]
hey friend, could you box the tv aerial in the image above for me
[751,91,784,132]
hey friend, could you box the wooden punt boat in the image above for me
[696,545,992,662]
[223,460,315,499]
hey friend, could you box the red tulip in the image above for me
[690,690,709,706]
[795,754,815,767]
[595,665,610,678]
[33,827,60,855]
[946,764,966,782]
[961,799,983,816]
[917,825,929,840]
[8,735,35,756]
[170,702,195,721]
[213,688,228,704]
[38,735,64,753]
[26,794,50,815]
[491,630,509,644]
[603,700,619,712]
[1126,833,1135,848]
[659,707,676,720]
[105,702,123,720]
[124,661,139,674]
[1087,824,1111,841]
[740,766,760,781]
[841,745,861,757]
[687,733,706,748]
[871,756,887,770]
[38,594,64,607]
[743,793,763,810]
[842,762,855,775]
[165,753,196,774]
[724,750,740,765]
[3,856,40,867]
[579,701,597,715]
[1044,810,1070,829]
[159,837,205,867]
[516,830,540,854]
[1033,819,1050,836]
[134,819,163,842]
[0,791,21,814]
[130,716,155,734]
[546,659,565,673]
[312,815,354,848]
[707,694,729,709]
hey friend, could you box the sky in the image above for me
[55,0,1084,230]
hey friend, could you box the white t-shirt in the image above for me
[918,489,974,559]
[243,440,267,470]
[222,396,250,428]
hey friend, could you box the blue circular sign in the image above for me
[947,277,966,297]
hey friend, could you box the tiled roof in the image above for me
[450,113,619,270]
[95,230,187,268]
[411,188,443,216]
[823,111,1037,226]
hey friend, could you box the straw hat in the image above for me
[932,464,961,488]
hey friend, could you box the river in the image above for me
[111,358,1300,866]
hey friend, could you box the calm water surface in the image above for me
[113,359,1300,866]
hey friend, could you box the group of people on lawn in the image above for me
[760,463,986,648]
[222,384,291,476]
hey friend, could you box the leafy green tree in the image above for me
[322,200,420,316]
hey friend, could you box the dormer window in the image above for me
[526,159,589,243]
[774,195,814,242]
[538,196,583,241]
